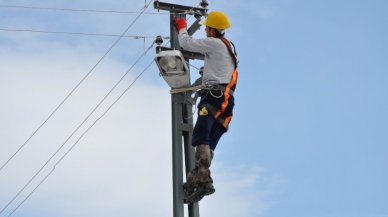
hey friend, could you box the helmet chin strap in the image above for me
[216,29,225,35]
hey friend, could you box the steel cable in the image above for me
[0,0,154,213]
[0,4,167,14]
[0,28,169,39]
[0,0,153,174]
[2,44,155,217]
[2,38,171,217]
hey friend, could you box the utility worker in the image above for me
[174,11,238,203]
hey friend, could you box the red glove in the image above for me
[174,17,187,32]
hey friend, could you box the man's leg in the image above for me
[209,122,227,151]
[185,107,215,199]
[184,144,215,203]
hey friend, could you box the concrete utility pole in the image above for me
[154,1,207,217]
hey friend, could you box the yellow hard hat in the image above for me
[201,11,230,30]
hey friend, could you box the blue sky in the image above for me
[1,0,387,217]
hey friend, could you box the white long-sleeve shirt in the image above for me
[178,29,235,85]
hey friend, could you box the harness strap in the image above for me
[209,84,234,96]
[207,37,238,130]
[220,37,238,68]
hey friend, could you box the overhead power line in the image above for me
[0,4,167,14]
[0,1,155,215]
[0,28,169,39]
[3,44,155,217]
[0,0,153,174]
[2,37,170,217]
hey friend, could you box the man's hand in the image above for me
[173,17,187,32]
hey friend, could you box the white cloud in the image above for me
[200,164,285,217]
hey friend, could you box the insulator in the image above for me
[194,11,202,19]
[199,66,204,75]
[200,0,208,8]
[155,35,163,46]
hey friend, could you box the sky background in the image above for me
[0,0,387,217]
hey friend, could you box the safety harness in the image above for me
[203,37,238,129]
[170,37,238,129]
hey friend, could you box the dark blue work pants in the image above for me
[192,90,234,150]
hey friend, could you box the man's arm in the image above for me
[178,29,216,53]
[174,17,216,54]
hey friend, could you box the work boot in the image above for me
[189,145,216,198]
[184,145,212,196]
[183,167,198,196]
[183,146,216,204]
[203,150,215,195]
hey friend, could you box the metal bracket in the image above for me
[187,19,202,36]
[156,46,204,60]
[180,123,193,132]
[154,1,207,16]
